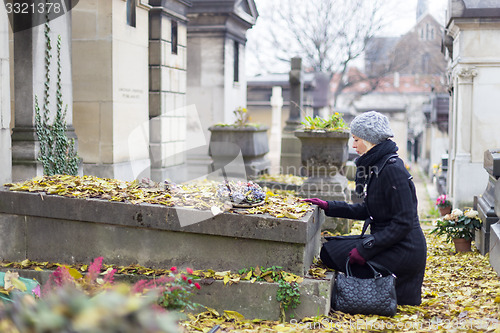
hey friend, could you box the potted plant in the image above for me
[208,107,270,178]
[435,194,452,216]
[430,208,482,252]
[294,112,350,175]
[294,113,350,194]
[294,112,350,232]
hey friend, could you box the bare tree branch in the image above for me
[248,0,394,106]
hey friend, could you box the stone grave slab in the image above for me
[0,188,323,276]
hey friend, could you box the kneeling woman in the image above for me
[304,111,427,306]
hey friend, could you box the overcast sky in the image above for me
[245,0,448,76]
[381,0,448,36]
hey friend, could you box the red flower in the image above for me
[170,266,177,272]
[194,282,201,290]
[186,267,193,274]
[188,279,193,284]
[182,275,187,281]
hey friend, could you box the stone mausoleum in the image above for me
[443,0,500,208]
[0,0,258,184]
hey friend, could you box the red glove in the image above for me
[349,248,366,265]
[301,198,328,211]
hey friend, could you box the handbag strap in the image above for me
[345,258,395,278]
[345,258,381,278]
[360,153,399,237]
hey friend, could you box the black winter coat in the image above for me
[321,140,427,306]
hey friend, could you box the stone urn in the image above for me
[294,130,350,199]
[208,125,271,179]
[294,129,350,232]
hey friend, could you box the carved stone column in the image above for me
[448,65,479,207]
[0,5,11,184]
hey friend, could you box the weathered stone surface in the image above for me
[192,274,334,321]
[0,267,334,321]
[0,188,322,275]
[475,175,499,254]
[489,223,500,276]
[255,181,301,193]
[209,126,271,177]
[484,149,500,178]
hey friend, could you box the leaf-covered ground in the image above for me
[181,226,500,332]
[3,175,500,332]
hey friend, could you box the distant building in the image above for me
[336,10,449,169]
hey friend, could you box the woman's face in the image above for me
[352,135,373,155]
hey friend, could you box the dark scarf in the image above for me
[354,139,398,194]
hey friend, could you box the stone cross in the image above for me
[285,57,303,130]
[280,57,304,175]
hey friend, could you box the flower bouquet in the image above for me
[216,180,266,208]
[430,208,482,252]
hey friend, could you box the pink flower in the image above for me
[132,279,148,293]
[52,266,73,286]
[32,285,41,298]
[103,268,116,284]
[194,282,201,290]
[87,257,104,282]
[186,267,193,274]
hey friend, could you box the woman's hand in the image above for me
[301,198,328,211]
[349,248,366,265]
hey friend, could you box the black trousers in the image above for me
[321,237,425,306]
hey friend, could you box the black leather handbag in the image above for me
[332,258,397,317]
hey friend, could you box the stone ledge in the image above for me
[192,274,334,321]
[0,267,334,321]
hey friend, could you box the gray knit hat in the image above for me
[350,111,394,144]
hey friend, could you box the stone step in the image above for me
[0,267,334,321]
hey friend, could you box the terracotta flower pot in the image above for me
[453,238,472,252]
[438,206,452,216]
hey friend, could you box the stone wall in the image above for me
[72,0,150,180]
[149,3,189,182]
